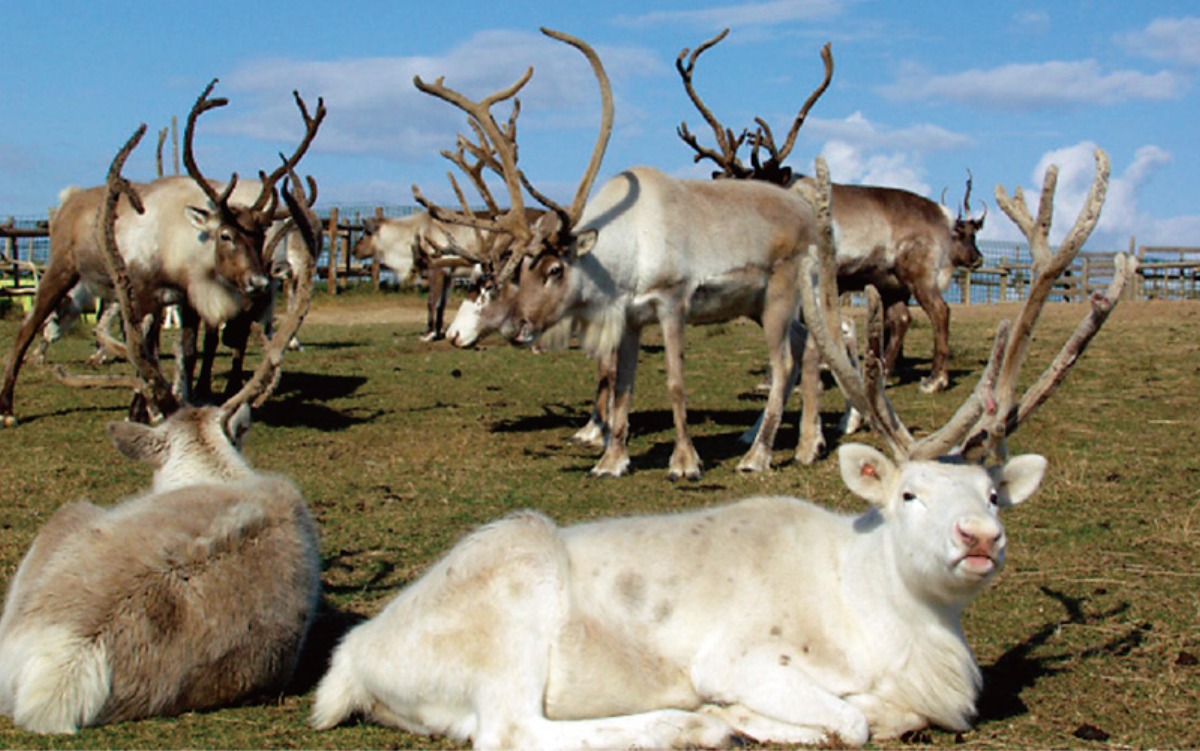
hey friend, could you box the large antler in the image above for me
[220,167,320,415]
[183,79,326,224]
[676,30,833,184]
[748,43,833,184]
[412,27,614,285]
[675,29,752,179]
[98,125,182,420]
[798,149,1135,463]
[183,80,242,218]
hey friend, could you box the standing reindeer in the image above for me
[0,131,324,734]
[310,150,1131,748]
[676,29,985,395]
[417,28,826,480]
[0,79,324,425]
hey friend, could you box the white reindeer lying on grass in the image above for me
[310,151,1131,748]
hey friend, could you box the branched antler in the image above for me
[220,166,320,414]
[412,28,614,286]
[799,148,1134,464]
[676,31,833,184]
[100,125,181,420]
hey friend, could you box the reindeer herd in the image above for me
[0,26,1137,750]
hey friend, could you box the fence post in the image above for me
[372,207,383,291]
[327,208,340,295]
[998,261,1009,302]
[962,269,972,305]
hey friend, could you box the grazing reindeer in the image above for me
[0,79,324,425]
[311,151,1131,748]
[0,133,324,734]
[417,28,827,480]
[676,29,985,396]
[354,208,541,342]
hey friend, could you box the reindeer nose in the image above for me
[245,272,271,294]
[956,520,1002,553]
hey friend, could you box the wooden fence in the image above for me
[3,215,1198,308]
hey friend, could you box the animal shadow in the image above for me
[287,599,367,695]
[976,586,1144,724]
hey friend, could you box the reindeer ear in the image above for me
[185,205,211,230]
[838,443,896,506]
[223,403,253,451]
[106,421,167,468]
[992,454,1047,508]
[573,229,599,256]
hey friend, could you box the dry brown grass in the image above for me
[0,289,1196,749]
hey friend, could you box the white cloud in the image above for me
[987,142,1177,249]
[616,0,845,29]
[1011,10,1051,35]
[806,111,972,153]
[819,140,929,194]
[883,60,1184,111]
[1117,17,1200,68]
[217,30,662,160]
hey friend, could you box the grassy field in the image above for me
[0,288,1196,750]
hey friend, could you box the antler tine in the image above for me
[675,28,752,179]
[221,168,319,414]
[414,67,534,245]
[253,90,327,216]
[952,148,1116,461]
[102,124,181,420]
[182,78,239,213]
[540,27,614,226]
[768,41,834,166]
[797,158,916,459]
[961,168,974,219]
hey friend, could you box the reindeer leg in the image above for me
[571,352,614,450]
[882,296,911,377]
[661,312,702,481]
[421,268,449,342]
[911,283,950,393]
[0,265,80,426]
[590,330,639,478]
[738,300,797,474]
[794,329,826,465]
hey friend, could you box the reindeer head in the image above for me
[182,79,325,310]
[411,27,612,347]
[948,171,986,270]
[353,217,382,261]
[107,404,255,492]
[839,444,1045,602]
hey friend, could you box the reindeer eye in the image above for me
[547,263,564,280]
[988,490,1000,506]
[902,491,917,503]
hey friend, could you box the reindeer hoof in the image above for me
[794,440,825,466]
[590,456,630,478]
[2,414,17,428]
[419,331,444,343]
[736,444,772,473]
[668,467,702,482]
[919,374,949,394]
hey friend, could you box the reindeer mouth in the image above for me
[954,552,997,577]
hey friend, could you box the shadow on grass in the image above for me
[252,371,378,431]
[287,599,368,695]
[977,586,1146,724]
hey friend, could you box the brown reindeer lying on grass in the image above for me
[0,127,323,734]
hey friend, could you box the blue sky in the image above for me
[2,1,1197,250]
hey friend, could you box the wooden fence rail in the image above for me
[3,217,1198,305]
